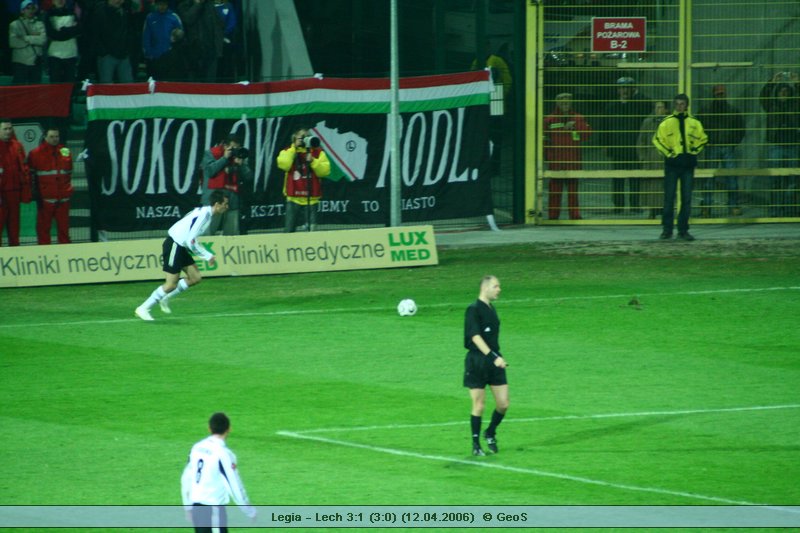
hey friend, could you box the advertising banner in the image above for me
[84,73,494,232]
[0,226,438,288]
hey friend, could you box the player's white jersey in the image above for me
[168,206,214,262]
[180,435,256,518]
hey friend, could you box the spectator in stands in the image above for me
[93,0,134,83]
[43,0,80,83]
[142,0,184,80]
[637,100,669,219]
[178,0,224,82]
[0,119,33,246]
[214,0,237,82]
[653,94,708,241]
[75,0,100,82]
[543,92,591,220]
[27,125,73,244]
[697,84,746,217]
[276,127,331,233]
[602,76,651,214]
[200,133,251,235]
[9,0,46,84]
[760,72,800,217]
[127,0,149,82]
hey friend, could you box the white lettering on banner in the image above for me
[101,116,283,196]
[377,107,479,189]
[250,204,286,218]
[135,205,181,219]
[402,196,436,210]
[173,120,200,194]
[595,31,641,39]
[361,200,379,212]
[122,119,147,194]
[424,110,451,186]
[604,22,633,29]
[318,200,350,213]
[252,117,282,193]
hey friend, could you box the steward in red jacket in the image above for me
[28,127,73,244]
[0,119,32,246]
[543,93,592,220]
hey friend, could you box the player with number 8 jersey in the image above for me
[181,412,256,532]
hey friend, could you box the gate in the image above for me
[529,0,800,225]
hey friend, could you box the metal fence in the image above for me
[536,0,800,224]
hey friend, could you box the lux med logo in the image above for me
[388,231,431,262]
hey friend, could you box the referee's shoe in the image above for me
[472,443,486,456]
[484,431,498,454]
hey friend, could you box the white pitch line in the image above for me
[287,404,800,435]
[275,430,798,510]
[1,286,798,330]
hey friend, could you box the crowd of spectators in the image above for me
[2,0,241,84]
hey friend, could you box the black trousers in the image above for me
[192,503,228,533]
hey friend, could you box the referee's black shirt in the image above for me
[464,299,500,352]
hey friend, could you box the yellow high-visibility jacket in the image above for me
[652,112,708,164]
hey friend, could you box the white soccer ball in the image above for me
[397,298,417,316]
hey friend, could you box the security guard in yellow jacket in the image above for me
[653,94,708,240]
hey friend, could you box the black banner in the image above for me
[85,108,494,232]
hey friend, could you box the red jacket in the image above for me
[205,144,240,194]
[0,137,30,195]
[543,108,592,171]
[28,142,73,201]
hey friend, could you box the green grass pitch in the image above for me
[2,239,799,531]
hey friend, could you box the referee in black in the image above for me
[463,275,509,456]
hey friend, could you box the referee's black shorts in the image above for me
[162,236,195,274]
[463,350,507,389]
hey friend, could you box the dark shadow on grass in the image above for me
[530,415,681,448]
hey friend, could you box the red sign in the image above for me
[591,17,647,52]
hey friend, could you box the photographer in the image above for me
[200,133,251,235]
[276,127,331,232]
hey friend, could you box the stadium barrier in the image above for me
[0,225,438,288]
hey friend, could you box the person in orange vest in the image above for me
[276,127,331,233]
[200,133,251,235]
[0,119,33,247]
[27,126,73,245]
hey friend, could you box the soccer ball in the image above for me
[397,298,417,316]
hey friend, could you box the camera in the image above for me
[302,135,320,148]
[231,147,249,159]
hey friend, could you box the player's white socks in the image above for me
[162,278,189,303]
[142,286,167,310]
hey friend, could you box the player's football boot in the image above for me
[135,306,154,321]
[159,299,172,314]
[472,444,486,456]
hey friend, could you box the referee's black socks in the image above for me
[485,409,505,437]
[470,415,482,445]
